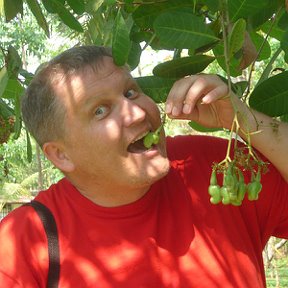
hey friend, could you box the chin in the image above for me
[146,157,170,182]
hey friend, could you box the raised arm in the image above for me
[165,74,288,182]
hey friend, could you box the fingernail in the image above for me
[172,106,180,116]
[183,103,191,114]
[165,103,172,114]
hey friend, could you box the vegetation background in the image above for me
[0,0,287,286]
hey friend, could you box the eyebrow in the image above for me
[81,90,108,111]
[80,74,138,109]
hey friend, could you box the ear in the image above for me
[42,141,75,173]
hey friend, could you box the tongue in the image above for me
[127,139,149,153]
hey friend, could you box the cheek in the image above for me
[100,119,122,141]
[144,98,161,119]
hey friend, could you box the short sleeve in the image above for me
[254,163,288,241]
[0,205,49,288]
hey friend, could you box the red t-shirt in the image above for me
[1,135,287,288]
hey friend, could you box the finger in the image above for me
[181,76,210,115]
[165,76,198,116]
[201,85,229,104]
[167,106,200,122]
[182,75,229,114]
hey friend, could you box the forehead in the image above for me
[53,56,131,86]
[53,57,133,104]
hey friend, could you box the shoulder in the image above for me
[0,203,46,241]
[33,177,70,210]
[253,164,288,240]
[0,204,49,286]
[0,179,69,248]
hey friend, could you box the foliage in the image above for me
[0,131,63,209]
[264,238,288,287]
[1,0,288,153]
[0,6,46,64]
[0,1,79,157]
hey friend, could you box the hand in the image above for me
[165,74,288,182]
[165,74,240,129]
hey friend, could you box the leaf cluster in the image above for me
[85,0,288,127]
[0,0,288,161]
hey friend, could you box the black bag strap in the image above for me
[25,200,60,288]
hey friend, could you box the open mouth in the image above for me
[127,131,156,153]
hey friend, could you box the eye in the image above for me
[124,89,138,99]
[95,105,109,119]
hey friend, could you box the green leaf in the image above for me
[4,0,23,21]
[0,99,14,119]
[228,18,246,58]
[133,0,195,29]
[249,32,271,61]
[217,75,248,97]
[213,43,242,77]
[0,67,9,98]
[205,0,220,12]
[42,0,56,13]
[260,20,285,41]
[26,0,50,37]
[249,71,288,117]
[256,47,282,86]
[6,46,22,78]
[193,39,219,55]
[67,0,85,15]
[19,69,34,86]
[232,80,248,98]
[124,1,136,13]
[56,3,83,32]
[104,0,116,5]
[248,0,279,29]
[188,121,221,132]
[2,79,24,99]
[278,10,288,30]
[85,0,104,13]
[112,10,131,66]
[154,12,219,50]
[153,55,215,78]
[130,30,163,50]
[280,29,288,60]
[127,41,141,71]
[136,76,176,103]
[228,0,269,22]
[50,0,84,32]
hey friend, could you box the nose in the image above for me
[121,98,146,127]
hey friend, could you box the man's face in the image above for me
[53,57,169,199]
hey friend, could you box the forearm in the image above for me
[236,102,288,182]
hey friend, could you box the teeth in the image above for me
[131,131,150,144]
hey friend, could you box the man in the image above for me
[0,45,287,287]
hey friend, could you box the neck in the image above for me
[66,176,151,207]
